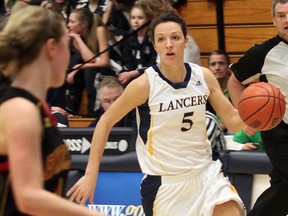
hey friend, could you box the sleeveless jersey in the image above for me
[0,87,71,216]
[136,63,211,175]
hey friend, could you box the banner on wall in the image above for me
[60,127,137,155]
[87,172,145,216]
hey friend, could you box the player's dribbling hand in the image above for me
[66,175,96,205]
[243,125,257,136]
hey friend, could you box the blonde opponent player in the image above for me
[0,6,103,216]
[67,8,251,216]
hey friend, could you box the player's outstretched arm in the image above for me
[66,74,149,204]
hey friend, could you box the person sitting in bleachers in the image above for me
[76,0,113,24]
[206,50,232,134]
[117,0,157,86]
[107,0,134,41]
[88,76,136,127]
[65,8,111,117]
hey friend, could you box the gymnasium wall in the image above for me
[177,0,277,67]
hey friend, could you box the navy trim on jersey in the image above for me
[138,100,151,145]
[152,63,192,89]
[140,175,161,216]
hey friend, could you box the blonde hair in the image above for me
[0,6,66,73]
[71,8,104,53]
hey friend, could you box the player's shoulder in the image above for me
[184,62,205,76]
[129,72,149,87]
[125,72,150,99]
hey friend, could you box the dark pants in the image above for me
[248,121,288,216]
[248,170,288,216]
[140,175,161,216]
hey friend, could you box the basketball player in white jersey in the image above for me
[67,9,252,216]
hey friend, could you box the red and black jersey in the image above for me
[0,87,71,216]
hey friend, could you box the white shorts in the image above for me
[141,160,246,216]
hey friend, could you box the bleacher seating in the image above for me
[76,0,277,114]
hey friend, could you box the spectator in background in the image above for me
[0,6,103,216]
[107,0,134,41]
[207,50,232,133]
[233,130,263,150]
[76,0,113,24]
[65,8,111,117]
[51,106,70,127]
[117,0,157,86]
[88,76,136,127]
[208,50,231,97]
[41,0,76,20]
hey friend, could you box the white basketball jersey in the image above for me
[136,63,212,175]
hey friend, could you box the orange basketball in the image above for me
[238,82,286,131]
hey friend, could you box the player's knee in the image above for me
[213,200,244,216]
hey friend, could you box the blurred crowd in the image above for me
[0,1,265,163]
[0,0,197,120]
[0,0,261,150]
